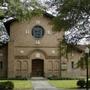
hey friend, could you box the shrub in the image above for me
[0,81,14,90]
[0,83,5,89]
[15,76,27,80]
[85,80,90,88]
[88,80,90,88]
[47,75,59,80]
[4,81,14,90]
[77,80,85,88]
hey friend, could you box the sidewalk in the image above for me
[31,77,90,90]
[31,77,59,90]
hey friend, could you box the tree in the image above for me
[0,0,43,45]
[53,0,90,30]
[49,0,90,44]
[0,0,43,20]
[0,22,9,45]
[49,0,90,68]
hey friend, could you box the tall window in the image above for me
[71,61,74,69]
[32,25,45,39]
[16,61,21,71]
[0,61,3,69]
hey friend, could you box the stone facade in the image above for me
[0,15,88,79]
[8,16,62,78]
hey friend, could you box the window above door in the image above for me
[32,25,45,39]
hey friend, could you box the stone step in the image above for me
[33,88,59,90]
[31,77,47,80]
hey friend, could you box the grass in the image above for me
[0,80,32,89]
[48,80,78,89]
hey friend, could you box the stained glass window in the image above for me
[32,25,44,39]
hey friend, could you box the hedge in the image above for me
[0,81,14,90]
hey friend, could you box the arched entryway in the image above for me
[32,59,44,77]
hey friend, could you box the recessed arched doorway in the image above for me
[32,59,44,77]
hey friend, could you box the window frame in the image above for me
[32,25,45,39]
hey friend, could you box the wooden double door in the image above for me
[32,59,44,77]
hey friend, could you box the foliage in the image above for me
[52,0,90,31]
[0,80,32,89]
[77,56,85,69]
[47,75,80,80]
[0,0,43,21]
[58,39,80,60]
[0,81,14,90]
[0,22,9,45]
[58,36,90,69]
[47,75,59,80]
[77,79,85,88]
[48,0,90,68]
[77,79,90,88]
[0,9,4,18]
[77,53,90,69]
[50,0,90,45]
[0,0,44,45]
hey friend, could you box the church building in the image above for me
[0,13,87,79]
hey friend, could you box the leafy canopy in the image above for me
[53,0,90,31]
[0,0,43,21]
[51,0,90,68]
[0,0,44,45]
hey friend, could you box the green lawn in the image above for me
[48,80,78,89]
[0,80,32,89]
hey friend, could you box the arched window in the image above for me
[16,61,21,71]
[16,61,21,77]
[22,61,28,71]
[32,25,45,39]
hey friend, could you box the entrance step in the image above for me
[31,77,47,80]
[33,87,59,90]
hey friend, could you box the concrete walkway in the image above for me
[31,77,59,90]
[31,77,90,90]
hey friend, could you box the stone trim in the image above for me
[15,55,60,59]
[15,56,29,59]
[29,49,47,58]
[15,46,58,48]
[46,56,60,59]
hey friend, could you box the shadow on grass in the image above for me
[14,88,32,90]
[67,87,90,90]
